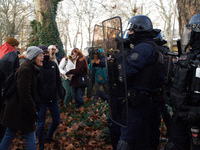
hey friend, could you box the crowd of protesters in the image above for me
[0,33,187,150]
[0,38,173,150]
[0,38,90,150]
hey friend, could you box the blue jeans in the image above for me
[0,127,36,150]
[36,101,60,149]
[73,87,85,108]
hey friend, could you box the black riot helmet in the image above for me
[123,15,153,38]
[125,15,153,34]
[123,15,158,44]
[182,13,200,51]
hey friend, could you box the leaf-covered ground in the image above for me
[8,96,169,150]
[9,96,113,150]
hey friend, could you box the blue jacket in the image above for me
[125,40,155,77]
[94,67,107,84]
[120,39,164,91]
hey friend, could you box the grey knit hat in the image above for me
[26,46,43,60]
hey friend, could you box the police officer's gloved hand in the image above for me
[116,37,131,49]
[123,39,131,49]
[179,105,200,123]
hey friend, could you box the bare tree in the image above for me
[176,0,200,37]
[57,0,107,50]
[0,0,32,45]
[56,0,83,50]
[56,0,153,51]
[56,2,73,51]
[154,0,177,50]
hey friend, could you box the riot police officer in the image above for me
[164,14,200,150]
[117,15,164,150]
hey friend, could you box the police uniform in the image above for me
[165,14,200,150]
[117,15,164,150]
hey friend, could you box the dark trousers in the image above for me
[120,100,153,149]
[119,91,162,150]
[73,87,85,108]
[169,114,200,150]
[93,83,108,104]
[148,100,162,150]
[87,73,95,99]
[108,118,121,150]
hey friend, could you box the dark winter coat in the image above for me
[67,56,88,87]
[37,60,64,103]
[0,59,39,132]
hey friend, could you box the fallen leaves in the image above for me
[9,99,112,150]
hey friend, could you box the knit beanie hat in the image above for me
[26,46,43,60]
[38,45,48,52]
[6,37,19,47]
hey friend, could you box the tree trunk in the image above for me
[31,0,65,56]
[34,0,52,27]
[177,0,200,37]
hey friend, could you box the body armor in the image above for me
[170,50,200,109]
[129,42,164,90]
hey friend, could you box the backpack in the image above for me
[1,69,17,99]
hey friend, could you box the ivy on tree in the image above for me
[28,0,65,56]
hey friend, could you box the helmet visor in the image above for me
[123,22,133,39]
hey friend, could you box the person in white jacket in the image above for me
[58,54,74,106]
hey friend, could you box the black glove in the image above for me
[116,38,131,49]
[33,113,39,122]
[179,105,200,123]
[123,39,131,49]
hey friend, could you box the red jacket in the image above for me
[0,43,15,59]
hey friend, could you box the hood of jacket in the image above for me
[0,43,15,59]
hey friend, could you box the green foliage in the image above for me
[28,0,65,56]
